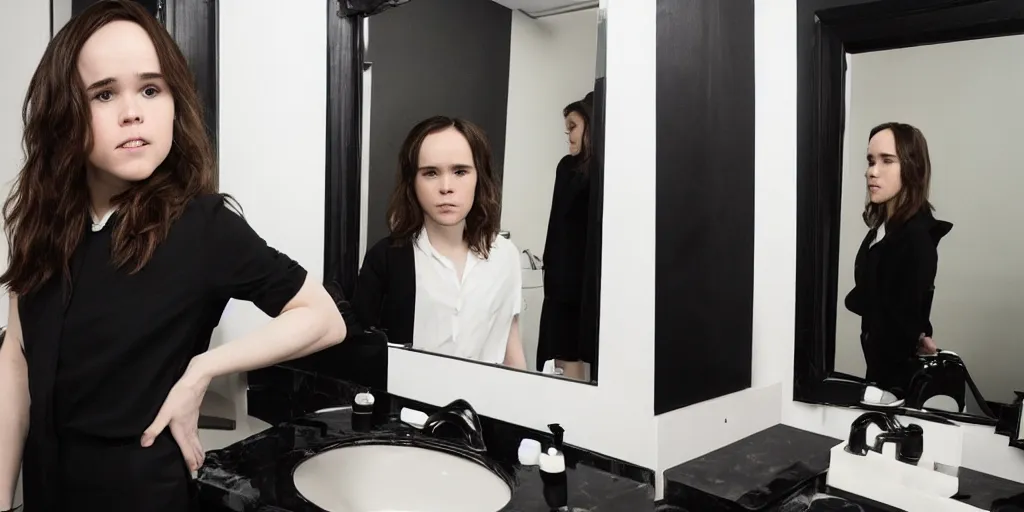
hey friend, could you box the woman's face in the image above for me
[565,111,585,156]
[78,20,174,192]
[414,127,478,228]
[865,128,902,205]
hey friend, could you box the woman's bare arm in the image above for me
[183,275,347,382]
[0,295,29,509]
[503,316,527,370]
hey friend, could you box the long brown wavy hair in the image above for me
[862,122,933,228]
[387,116,502,258]
[1,0,216,296]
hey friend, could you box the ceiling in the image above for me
[490,0,596,17]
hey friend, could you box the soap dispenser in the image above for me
[539,423,568,510]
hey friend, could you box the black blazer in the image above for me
[844,208,953,387]
[351,236,416,345]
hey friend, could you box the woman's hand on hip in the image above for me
[918,335,938,355]
[141,361,213,472]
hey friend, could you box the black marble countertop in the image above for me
[197,401,654,511]
[663,424,1024,511]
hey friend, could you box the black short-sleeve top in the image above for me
[17,193,308,442]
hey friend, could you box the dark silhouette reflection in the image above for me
[536,93,597,381]
[845,122,952,396]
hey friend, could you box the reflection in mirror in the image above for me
[1016,392,1024,446]
[1014,392,1024,447]
[352,0,603,382]
[835,35,1024,417]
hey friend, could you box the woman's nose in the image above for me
[120,100,143,126]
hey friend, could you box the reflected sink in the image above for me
[292,444,512,512]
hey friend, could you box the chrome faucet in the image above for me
[522,249,541,270]
[422,399,488,453]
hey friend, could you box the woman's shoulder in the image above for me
[556,154,576,174]
[491,235,521,264]
[186,192,237,217]
[364,235,413,265]
[896,208,953,249]
[172,193,239,230]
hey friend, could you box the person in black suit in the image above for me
[844,122,953,395]
[535,93,597,381]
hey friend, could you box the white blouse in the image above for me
[411,228,522,364]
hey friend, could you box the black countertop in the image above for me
[198,388,655,511]
[663,424,1024,512]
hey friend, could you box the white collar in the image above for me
[414,226,480,275]
[90,208,117,232]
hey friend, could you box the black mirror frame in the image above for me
[793,0,1024,406]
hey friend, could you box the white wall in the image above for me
[835,36,1024,404]
[214,0,327,418]
[752,0,1024,483]
[0,1,50,327]
[388,0,659,470]
[52,0,73,35]
[0,1,50,504]
[500,8,598,259]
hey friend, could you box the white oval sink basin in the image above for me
[292,444,512,512]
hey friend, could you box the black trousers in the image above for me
[51,431,198,512]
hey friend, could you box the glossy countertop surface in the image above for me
[197,405,654,511]
[663,424,1024,511]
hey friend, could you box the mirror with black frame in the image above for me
[794,0,1024,426]
[347,0,605,383]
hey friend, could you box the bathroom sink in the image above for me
[292,444,512,512]
[522,268,543,289]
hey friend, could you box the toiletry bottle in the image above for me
[352,390,375,432]
[539,423,568,509]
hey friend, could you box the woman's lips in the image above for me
[118,138,149,150]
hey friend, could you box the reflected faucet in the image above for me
[522,249,541,270]
[422,399,488,453]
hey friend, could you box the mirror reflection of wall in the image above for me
[835,35,1024,413]
[353,0,602,383]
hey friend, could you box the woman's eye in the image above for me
[95,91,113,101]
[143,86,160,97]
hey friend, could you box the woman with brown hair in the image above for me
[352,116,527,369]
[0,2,347,510]
[845,122,952,396]
[535,93,596,381]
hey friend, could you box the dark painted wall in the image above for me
[73,0,160,16]
[365,0,512,245]
[654,0,756,414]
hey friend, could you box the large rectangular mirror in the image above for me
[835,35,1024,413]
[794,0,1024,427]
[348,0,604,384]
